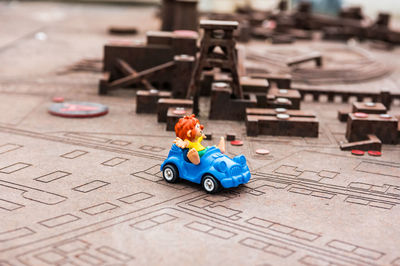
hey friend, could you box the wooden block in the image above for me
[240,77,269,93]
[166,107,193,131]
[171,55,195,98]
[250,73,292,89]
[200,20,238,30]
[205,133,213,140]
[200,71,215,96]
[146,31,174,46]
[157,98,193,122]
[209,84,257,121]
[136,90,171,113]
[264,94,296,109]
[171,31,198,56]
[346,113,398,144]
[99,72,111,95]
[104,44,174,79]
[246,115,319,137]
[267,88,301,109]
[352,102,387,114]
[338,109,350,122]
[246,108,316,118]
[226,133,236,141]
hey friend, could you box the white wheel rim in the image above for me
[164,168,174,181]
[204,178,215,192]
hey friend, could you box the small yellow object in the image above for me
[187,136,205,152]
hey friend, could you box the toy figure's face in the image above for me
[188,123,204,141]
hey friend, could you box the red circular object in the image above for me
[256,149,270,155]
[351,150,365,156]
[230,140,243,146]
[48,102,108,118]
[354,112,368,118]
[368,150,382,156]
[52,97,64,103]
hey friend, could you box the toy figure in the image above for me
[161,114,251,193]
[173,114,225,165]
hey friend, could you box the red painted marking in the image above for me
[368,150,382,156]
[351,150,365,156]
[354,112,368,118]
[231,140,243,146]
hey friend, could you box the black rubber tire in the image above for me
[201,175,221,194]
[162,164,179,183]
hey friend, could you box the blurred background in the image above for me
[15,0,397,18]
[198,0,400,18]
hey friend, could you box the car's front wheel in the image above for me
[162,164,179,183]
[202,175,221,194]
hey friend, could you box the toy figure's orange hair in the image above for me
[175,114,202,142]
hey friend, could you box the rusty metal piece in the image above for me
[346,113,398,144]
[171,55,195,98]
[247,108,316,118]
[166,107,193,131]
[246,107,319,137]
[115,59,156,91]
[240,77,269,93]
[161,0,198,31]
[267,88,301,110]
[187,20,243,101]
[375,13,391,27]
[240,77,269,107]
[379,89,392,110]
[209,82,257,121]
[136,90,172,114]
[250,73,292,89]
[100,30,198,95]
[278,0,288,11]
[200,70,216,96]
[339,6,364,20]
[352,102,387,114]
[157,98,193,122]
[226,133,236,141]
[246,114,319,137]
[108,26,138,35]
[109,61,176,90]
[338,109,350,122]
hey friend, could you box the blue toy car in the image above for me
[160,144,251,193]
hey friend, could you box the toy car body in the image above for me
[160,144,251,193]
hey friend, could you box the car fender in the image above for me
[203,169,226,183]
[160,156,181,173]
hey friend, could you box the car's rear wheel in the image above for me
[202,175,221,194]
[162,164,179,183]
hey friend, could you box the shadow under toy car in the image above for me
[160,144,251,193]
